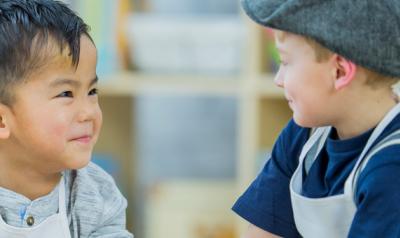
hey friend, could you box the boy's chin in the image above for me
[64,155,92,170]
[293,115,315,128]
[293,114,328,129]
[293,114,306,127]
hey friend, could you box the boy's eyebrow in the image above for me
[90,76,99,86]
[50,76,98,88]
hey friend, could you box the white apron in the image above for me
[290,103,400,238]
[0,177,71,238]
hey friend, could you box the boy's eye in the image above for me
[89,88,98,96]
[57,91,73,97]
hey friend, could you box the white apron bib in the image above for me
[0,177,71,238]
[290,103,400,238]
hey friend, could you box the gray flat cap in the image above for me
[242,0,400,77]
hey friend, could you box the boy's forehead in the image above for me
[28,52,75,80]
[29,35,96,78]
[31,36,96,83]
[51,52,76,69]
[25,36,73,74]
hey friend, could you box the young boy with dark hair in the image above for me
[233,1,400,237]
[0,0,132,237]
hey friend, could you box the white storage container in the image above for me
[149,0,239,14]
[126,14,246,75]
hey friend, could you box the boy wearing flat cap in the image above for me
[233,1,400,238]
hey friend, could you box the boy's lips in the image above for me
[284,93,291,102]
[71,135,92,144]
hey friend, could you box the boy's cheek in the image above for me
[47,127,69,145]
[95,108,103,132]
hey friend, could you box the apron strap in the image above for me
[342,103,400,197]
[58,176,67,216]
[304,127,331,175]
[348,129,400,196]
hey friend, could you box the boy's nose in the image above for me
[77,101,100,123]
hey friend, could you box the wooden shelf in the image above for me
[255,74,285,98]
[99,72,285,98]
[99,72,243,97]
[95,2,290,235]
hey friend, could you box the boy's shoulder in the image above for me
[278,119,311,156]
[62,165,131,237]
[367,113,400,162]
[359,122,400,178]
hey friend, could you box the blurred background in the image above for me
[61,0,292,237]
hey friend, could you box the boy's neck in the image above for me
[0,159,61,200]
[333,90,397,140]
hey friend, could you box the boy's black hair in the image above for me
[0,0,91,105]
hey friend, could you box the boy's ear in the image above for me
[333,55,357,90]
[0,104,11,139]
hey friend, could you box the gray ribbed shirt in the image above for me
[0,162,133,237]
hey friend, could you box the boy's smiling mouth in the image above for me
[284,94,293,104]
[70,135,92,144]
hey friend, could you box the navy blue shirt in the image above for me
[233,116,400,237]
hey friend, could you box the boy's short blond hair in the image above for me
[275,31,398,87]
[274,30,332,62]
